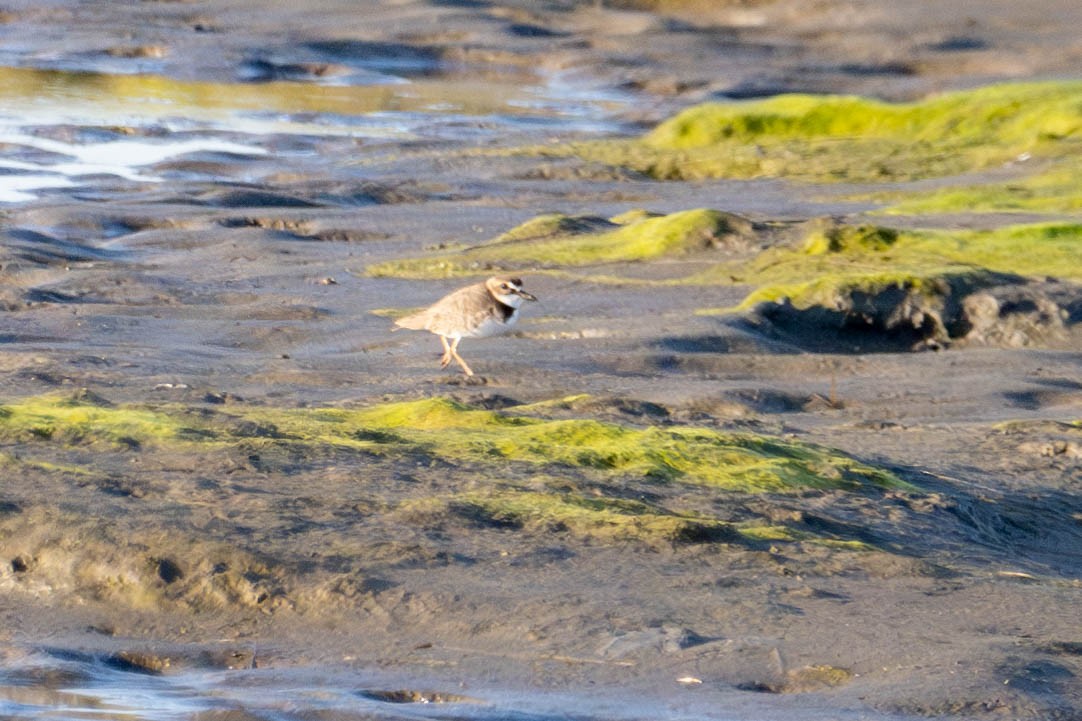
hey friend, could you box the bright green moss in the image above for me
[930,223,1082,280]
[493,213,611,242]
[563,82,1082,182]
[646,95,909,147]
[304,399,908,492]
[365,209,745,278]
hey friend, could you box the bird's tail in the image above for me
[393,312,429,331]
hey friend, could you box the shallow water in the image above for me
[0,63,632,203]
[0,646,928,721]
[0,650,694,721]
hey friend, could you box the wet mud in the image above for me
[0,1,1081,720]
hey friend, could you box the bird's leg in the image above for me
[439,336,453,369]
[448,337,474,377]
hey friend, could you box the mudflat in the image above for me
[0,2,1080,719]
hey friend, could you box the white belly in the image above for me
[462,309,518,338]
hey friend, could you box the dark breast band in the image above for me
[495,300,516,321]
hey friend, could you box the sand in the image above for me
[0,1,1080,719]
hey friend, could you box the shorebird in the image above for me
[394,276,537,376]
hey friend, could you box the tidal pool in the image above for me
[0,64,632,204]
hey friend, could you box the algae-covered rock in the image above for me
[737,266,995,348]
[743,270,1078,351]
[702,219,1082,350]
[744,271,1017,350]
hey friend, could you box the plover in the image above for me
[394,276,537,376]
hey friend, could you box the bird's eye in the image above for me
[500,284,509,289]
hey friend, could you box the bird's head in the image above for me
[486,277,537,307]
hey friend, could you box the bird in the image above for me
[393,276,537,376]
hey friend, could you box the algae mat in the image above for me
[0,391,911,497]
[553,81,1082,216]
[0,391,927,616]
[365,208,755,279]
[561,81,1082,184]
[367,208,1082,287]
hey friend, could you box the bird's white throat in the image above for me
[493,291,526,309]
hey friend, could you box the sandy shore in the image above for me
[0,2,1080,719]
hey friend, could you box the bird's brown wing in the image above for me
[394,282,492,335]
[424,283,497,336]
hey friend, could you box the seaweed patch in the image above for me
[558,81,1082,184]
[365,209,755,279]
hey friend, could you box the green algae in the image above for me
[731,523,876,551]
[0,393,919,569]
[870,164,1082,215]
[561,81,1082,183]
[0,393,910,494]
[334,397,908,492]
[253,397,909,493]
[734,271,982,318]
[439,490,736,544]
[800,224,900,255]
[365,208,749,279]
[0,451,94,476]
[368,191,1082,300]
[400,489,889,549]
[406,490,884,548]
[691,220,1082,313]
[0,395,214,448]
